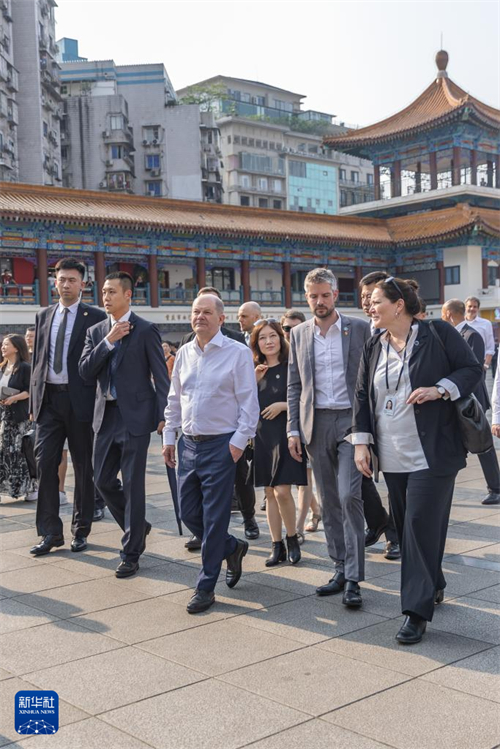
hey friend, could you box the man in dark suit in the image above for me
[30,257,106,556]
[442,299,499,505]
[79,272,169,577]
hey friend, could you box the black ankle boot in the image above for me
[265,540,287,567]
[286,534,301,565]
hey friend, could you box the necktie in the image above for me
[109,341,120,399]
[373,327,382,335]
[53,308,69,374]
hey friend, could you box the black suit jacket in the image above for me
[460,323,490,411]
[3,361,31,423]
[179,325,246,349]
[30,302,107,423]
[79,311,169,436]
[352,319,483,476]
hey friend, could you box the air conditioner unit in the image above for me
[60,132,66,140]
[152,139,158,145]
[105,159,113,167]
[148,191,157,197]
[102,130,110,138]
[151,168,160,177]
[142,139,148,145]
[99,181,106,188]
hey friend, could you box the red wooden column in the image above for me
[354,265,362,308]
[487,159,494,187]
[452,146,461,186]
[429,151,438,190]
[373,164,381,200]
[94,250,105,306]
[148,253,159,307]
[470,150,478,186]
[482,258,489,290]
[282,261,292,309]
[195,257,206,290]
[415,161,422,193]
[37,246,48,307]
[436,260,445,304]
[392,160,402,197]
[495,155,500,189]
[241,259,251,302]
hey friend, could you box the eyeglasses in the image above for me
[386,276,404,299]
[282,325,292,333]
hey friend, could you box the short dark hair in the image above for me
[25,326,36,332]
[197,286,222,299]
[465,295,480,307]
[282,308,306,323]
[55,257,86,279]
[105,271,134,294]
[418,297,427,314]
[375,277,421,317]
[359,270,390,289]
[444,299,466,316]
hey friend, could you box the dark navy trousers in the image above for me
[178,433,238,591]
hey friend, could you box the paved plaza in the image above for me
[0,444,499,749]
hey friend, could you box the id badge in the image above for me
[383,395,395,417]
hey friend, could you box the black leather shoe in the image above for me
[482,491,500,505]
[93,507,105,521]
[140,522,152,555]
[225,538,248,588]
[30,535,64,556]
[384,541,401,560]
[71,535,87,552]
[187,589,215,614]
[286,534,301,565]
[260,497,267,512]
[396,615,427,644]
[115,560,139,578]
[342,580,362,608]
[265,540,287,567]
[435,588,445,605]
[185,534,202,551]
[365,524,389,547]
[316,571,346,596]
[244,517,260,540]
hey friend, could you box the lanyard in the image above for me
[385,329,411,393]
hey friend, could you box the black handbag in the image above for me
[21,429,37,479]
[429,322,493,454]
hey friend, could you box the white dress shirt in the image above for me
[492,367,500,425]
[163,329,259,451]
[46,300,80,384]
[466,316,495,357]
[313,314,350,410]
[104,310,132,399]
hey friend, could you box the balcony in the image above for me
[1,282,39,305]
[103,128,134,146]
[251,289,284,306]
[6,66,18,92]
[159,287,198,305]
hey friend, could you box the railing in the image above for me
[220,289,243,304]
[0,282,39,304]
[132,284,150,306]
[159,287,197,305]
[49,283,98,305]
[250,289,284,306]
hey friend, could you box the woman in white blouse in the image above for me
[350,277,482,644]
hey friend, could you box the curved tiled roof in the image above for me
[324,75,500,153]
[0,183,498,248]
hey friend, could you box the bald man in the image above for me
[238,302,262,344]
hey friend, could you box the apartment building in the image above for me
[0,0,17,182]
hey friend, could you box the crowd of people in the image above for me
[0,256,495,644]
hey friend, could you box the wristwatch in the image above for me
[436,385,446,398]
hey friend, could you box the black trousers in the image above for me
[384,469,456,622]
[478,447,500,493]
[35,388,95,538]
[361,475,398,543]
[93,403,150,563]
[233,447,256,522]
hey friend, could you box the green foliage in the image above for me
[179,83,228,111]
[245,114,333,136]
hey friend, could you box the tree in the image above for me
[179,83,228,112]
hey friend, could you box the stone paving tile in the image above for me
[221,646,408,716]
[0,564,92,598]
[101,679,308,749]
[421,645,500,703]
[137,618,304,676]
[0,676,89,747]
[244,561,344,598]
[104,560,199,597]
[0,668,13,680]
[72,594,230,644]
[455,516,500,541]
[443,535,498,556]
[316,618,491,676]
[0,550,56,574]
[237,596,388,645]
[429,597,500,645]
[0,619,123,676]
[467,583,500,604]
[380,560,500,600]
[165,577,301,612]
[324,679,500,749]
[248,719,390,749]
[11,717,154,748]
[24,646,205,715]
[14,578,152,620]
[49,548,166,581]
[0,527,48,550]
[0,598,60,635]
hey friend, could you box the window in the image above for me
[351,171,359,182]
[61,146,68,160]
[273,180,282,192]
[340,168,347,180]
[269,142,275,150]
[256,140,262,148]
[274,99,293,112]
[307,198,312,208]
[273,200,282,209]
[146,181,162,197]
[248,138,254,147]
[241,137,248,145]
[315,199,320,206]
[293,196,299,206]
[308,145,318,154]
[241,93,251,103]
[367,173,374,185]
[227,135,231,144]
[258,177,268,190]
[488,265,499,286]
[111,145,123,159]
[262,141,268,149]
[61,85,68,95]
[143,126,161,142]
[240,196,250,206]
[43,120,48,137]
[327,200,333,207]
[253,95,265,106]
[146,154,161,170]
[209,267,235,290]
[53,161,59,179]
[444,266,460,285]
[289,160,306,178]
[241,174,251,188]
[233,135,240,144]
[259,198,268,208]
[110,115,124,130]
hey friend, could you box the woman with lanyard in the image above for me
[349,277,482,644]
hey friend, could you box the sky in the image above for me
[54,0,500,127]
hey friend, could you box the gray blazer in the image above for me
[287,314,371,445]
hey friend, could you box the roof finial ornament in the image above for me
[435,49,449,80]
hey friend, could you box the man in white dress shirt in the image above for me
[163,294,259,613]
[465,296,496,369]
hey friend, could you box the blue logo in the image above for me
[15,691,59,735]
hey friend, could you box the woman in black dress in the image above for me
[250,320,307,566]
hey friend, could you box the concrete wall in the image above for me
[164,105,202,201]
[443,245,483,302]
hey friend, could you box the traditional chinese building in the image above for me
[1,51,499,335]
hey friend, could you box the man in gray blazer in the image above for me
[287,268,370,607]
